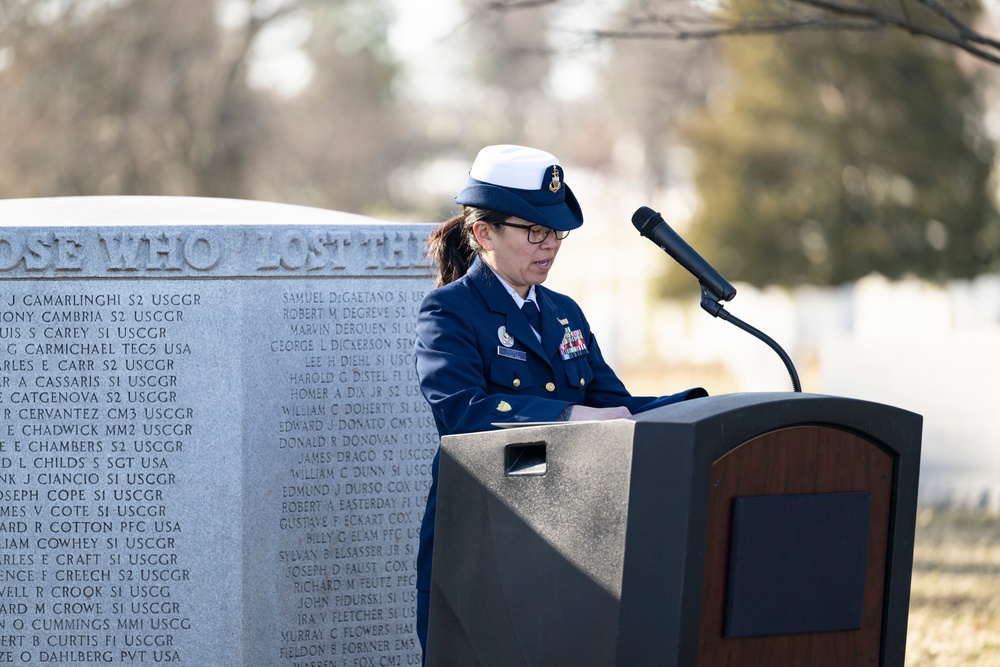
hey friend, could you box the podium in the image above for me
[426,393,921,666]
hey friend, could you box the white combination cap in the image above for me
[455,144,583,231]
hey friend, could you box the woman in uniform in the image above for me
[413,144,706,655]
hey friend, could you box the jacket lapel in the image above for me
[536,287,566,365]
[467,257,549,363]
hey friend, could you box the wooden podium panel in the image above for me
[698,426,894,666]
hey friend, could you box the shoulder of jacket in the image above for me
[421,273,478,307]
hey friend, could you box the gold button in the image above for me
[579,378,586,387]
[545,382,555,392]
[513,378,521,388]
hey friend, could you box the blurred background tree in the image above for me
[460,0,551,142]
[672,0,1000,290]
[247,0,403,214]
[483,0,1000,68]
[1,0,999,291]
[0,0,402,212]
[472,0,1000,292]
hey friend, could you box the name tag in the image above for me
[497,346,527,361]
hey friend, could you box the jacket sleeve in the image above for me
[414,289,571,436]
[570,312,705,412]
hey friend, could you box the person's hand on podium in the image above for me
[567,405,632,421]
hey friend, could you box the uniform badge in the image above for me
[559,328,588,360]
[498,326,514,348]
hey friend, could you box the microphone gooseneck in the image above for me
[632,206,801,393]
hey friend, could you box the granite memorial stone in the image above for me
[0,197,436,666]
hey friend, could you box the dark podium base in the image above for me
[426,393,921,667]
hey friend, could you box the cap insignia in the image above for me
[548,166,562,193]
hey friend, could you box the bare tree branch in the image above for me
[592,19,881,42]
[796,0,1000,64]
[477,0,1000,67]
[917,0,1000,49]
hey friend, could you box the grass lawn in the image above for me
[906,510,1000,666]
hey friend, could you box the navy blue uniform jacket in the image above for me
[413,256,705,593]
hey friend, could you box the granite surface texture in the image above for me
[0,197,435,666]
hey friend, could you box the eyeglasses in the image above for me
[497,221,570,244]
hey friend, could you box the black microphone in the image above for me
[631,205,801,391]
[631,206,736,302]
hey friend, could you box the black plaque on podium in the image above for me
[426,393,921,667]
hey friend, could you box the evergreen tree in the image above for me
[676,4,1000,289]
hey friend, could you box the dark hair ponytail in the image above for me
[426,207,507,286]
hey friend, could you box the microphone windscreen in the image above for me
[631,206,659,234]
